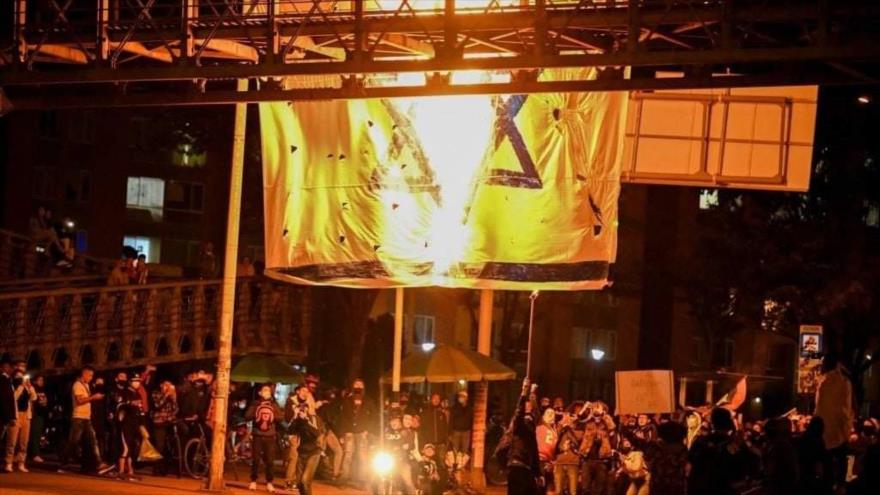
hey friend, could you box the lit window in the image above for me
[864,200,880,228]
[123,235,160,263]
[412,314,435,345]
[126,177,165,221]
[699,189,719,210]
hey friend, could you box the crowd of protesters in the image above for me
[1,354,879,495]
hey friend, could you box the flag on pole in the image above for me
[717,376,748,411]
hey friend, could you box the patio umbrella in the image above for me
[380,344,516,384]
[231,353,303,383]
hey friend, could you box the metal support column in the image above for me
[392,287,404,401]
[205,78,248,492]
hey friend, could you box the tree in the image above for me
[682,87,880,402]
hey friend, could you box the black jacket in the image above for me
[420,404,449,445]
[339,397,376,435]
[0,373,15,423]
[451,403,473,432]
[507,394,540,476]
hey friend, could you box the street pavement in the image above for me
[0,468,368,495]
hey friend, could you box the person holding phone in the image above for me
[58,366,113,474]
[4,368,36,472]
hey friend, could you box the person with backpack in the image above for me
[245,384,283,493]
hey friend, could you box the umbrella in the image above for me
[231,353,303,383]
[380,344,516,384]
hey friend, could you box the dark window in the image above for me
[64,169,92,203]
[67,110,95,144]
[33,166,57,200]
[165,181,204,213]
[39,111,62,141]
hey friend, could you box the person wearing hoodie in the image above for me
[284,384,311,488]
[504,378,541,495]
[553,413,580,495]
[288,390,322,495]
[339,379,375,484]
[245,384,283,493]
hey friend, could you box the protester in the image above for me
[133,254,149,284]
[762,417,799,495]
[815,354,854,491]
[449,390,473,470]
[114,373,146,480]
[420,392,450,476]
[643,421,688,495]
[0,360,16,471]
[199,242,217,279]
[238,256,256,277]
[5,368,36,472]
[688,407,746,495]
[339,378,375,485]
[289,391,322,495]
[27,375,48,463]
[502,378,541,495]
[150,380,178,476]
[58,366,112,474]
[245,383,283,493]
[797,415,829,495]
[284,384,311,489]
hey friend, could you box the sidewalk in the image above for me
[0,468,368,495]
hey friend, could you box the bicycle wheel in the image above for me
[184,437,210,479]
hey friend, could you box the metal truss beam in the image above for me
[4,69,861,110]
[2,1,880,103]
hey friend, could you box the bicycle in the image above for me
[183,421,211,479]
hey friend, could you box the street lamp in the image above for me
[590,348,605,361]
[421,342,436,352]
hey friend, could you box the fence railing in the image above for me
[0,276,311,372]
[0,228,114,281]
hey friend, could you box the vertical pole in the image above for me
[470,289,494,491]
[678,377,688,408]
[392,287,404,400]
[526,291,539,379]
[705,380,715,405]
[206,78,248,492]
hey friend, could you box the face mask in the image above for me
[117,379,128,387]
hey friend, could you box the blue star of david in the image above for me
[367,100,441,203]
[485,94,543,189]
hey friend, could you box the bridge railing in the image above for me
[0,276,311,372]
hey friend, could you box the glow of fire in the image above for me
[396,71,497,278]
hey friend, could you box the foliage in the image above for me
[682,98,880,370]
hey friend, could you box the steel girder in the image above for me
[2,1,880,108]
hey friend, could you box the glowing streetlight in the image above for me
[753,397,762,404]
[858,95,871,104]
[421,342,436,352]
[590,348,605,361]
[371,451,395,478]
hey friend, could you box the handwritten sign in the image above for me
[615,370,675,415]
